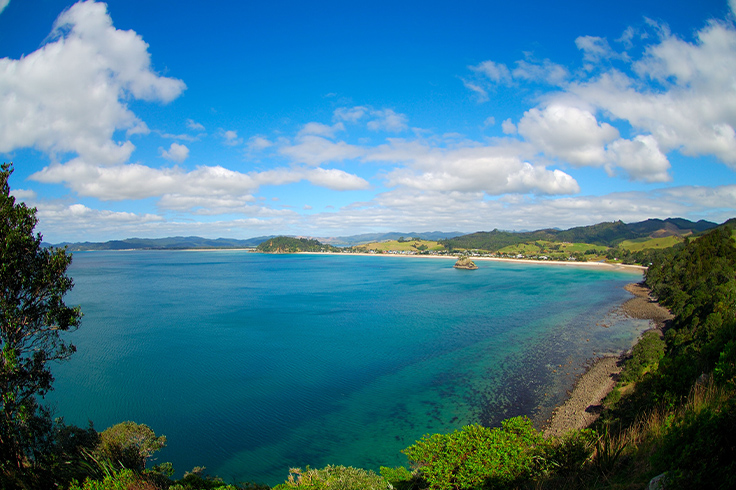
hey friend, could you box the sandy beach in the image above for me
[543,282,673,437]
[300,250,647,272]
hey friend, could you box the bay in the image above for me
[46,251,647,485]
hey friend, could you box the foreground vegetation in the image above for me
[2,163,735,489]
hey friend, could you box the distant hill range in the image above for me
[50,236,277,251]
[48,218,728,251]
[442,218,721,251]
[49,231,465,251]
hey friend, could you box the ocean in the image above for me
[46,251,648,485]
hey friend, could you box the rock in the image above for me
[454,256,478,269]
[648,472,668,490]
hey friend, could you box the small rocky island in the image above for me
[454,256,478,269]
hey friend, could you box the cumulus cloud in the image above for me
[160,142,189,162]
[0,0,185,164]
[31,158,368,211]
[305,167,370,191]
[466,8,736,181]
[605,135,671,182]
[0,0,9,15]
[279,134,365,166]
[369,140,580,196]
[570,17,736,167]
[517,104,619,166]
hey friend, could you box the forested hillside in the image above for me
[256,236,342,253]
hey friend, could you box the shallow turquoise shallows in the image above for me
[46,251,647,485]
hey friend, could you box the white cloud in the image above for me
[186,119,205,132]
[333,106,367,122]
[568,18,736,167]
[333,106,408,132]
[370,140,580,196]
[10,188,36,200]
[220,129,243,146]
[0,0,184,166]
[469,60,512,84]
[247,135,274,151]
[575,35,623,64]
[160,142,189,162]
[305,167,370,191]
[512,59,569,85]
[0,1,10,15]
[30,158,368,212]
[366,109,408,132]
[605,135,671,182]
[298,122,345,138]
[462,80,489,102]
[279,135,365,166]
[501,119,517,135]
[517,104,619,166]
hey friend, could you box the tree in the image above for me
[0,163,82,480]
[97,421,166,472]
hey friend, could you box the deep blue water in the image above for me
[46,251,647,485]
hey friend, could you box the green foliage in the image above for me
[402,417,547,490]
[542,429,596,477]
[379,466,422,490]
[714,339,736,386]
[652,397,736,489]
[274,465,390,490]
[256,237,341,253]
[618,331,666,384]
[0,163,83,484]
[170,465,263,490]
[97,421,167,472]
[69,468,143,490]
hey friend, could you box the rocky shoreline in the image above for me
[543,282,673,437]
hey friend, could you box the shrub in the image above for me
[402,417,547,490]
[96,421,166,472]
[619,331,666,384]
[379,466,422,490]
[274,465,390,490]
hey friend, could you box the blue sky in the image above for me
[1,0,735,242]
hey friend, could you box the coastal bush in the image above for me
[274,465,390,490]
[379,466,422,490]
[97,421,167,472]
[618,331,665,384]
[543,429,596,477]
[402,417,547,490]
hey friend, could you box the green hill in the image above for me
[256,236,341,253]
[442,218,719,252]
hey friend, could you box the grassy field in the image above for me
[497,240,607,257]
[618,235,684,251]
[353,239,445,252]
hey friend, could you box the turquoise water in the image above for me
[46,251,647,485]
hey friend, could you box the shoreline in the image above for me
[298,251,647,272]
[75,248,646,272]
[542,282,673,437]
